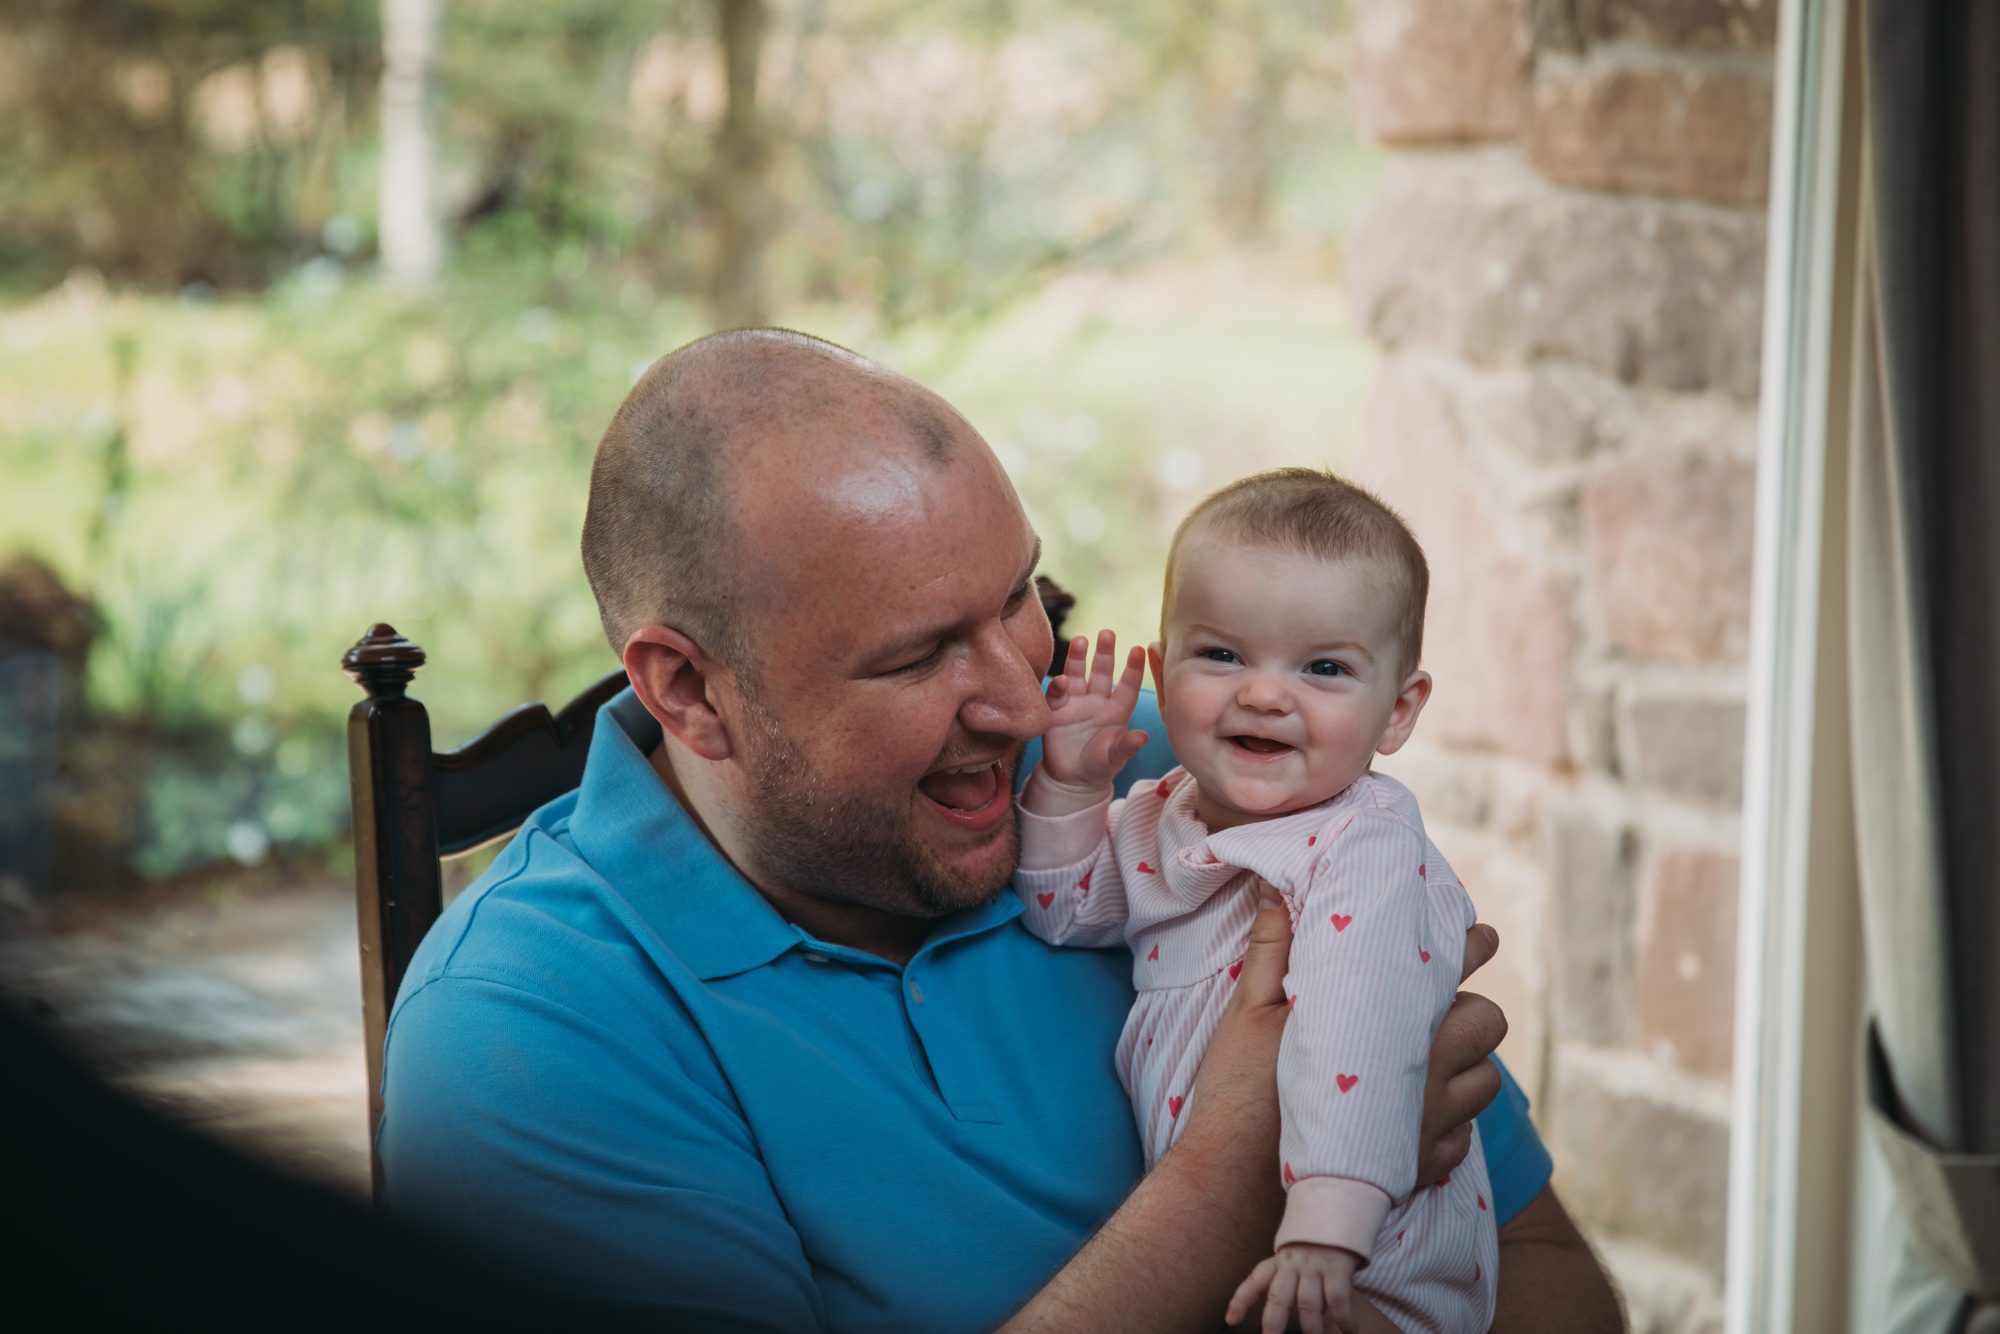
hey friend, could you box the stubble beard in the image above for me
[737,695,1021,919]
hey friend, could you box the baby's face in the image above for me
[1158,539,1427,833]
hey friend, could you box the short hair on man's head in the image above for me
[1164,467,1430,674]
[581,328,954,673]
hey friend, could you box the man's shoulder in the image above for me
[392,806,668,1025]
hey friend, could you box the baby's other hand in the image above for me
[1225,1242,1362,1334]
[1033,629,1148,799]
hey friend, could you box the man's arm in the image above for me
[1492,1186,1627,1333]
[1000,893,1297,1332]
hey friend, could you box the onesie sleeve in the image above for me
[1012,796,1131,949]
[1273,809,1468,1259]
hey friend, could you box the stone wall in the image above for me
[1345,3,1772,1329]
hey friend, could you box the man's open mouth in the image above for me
[1229,736,1294,756]
[918,760,1004,812]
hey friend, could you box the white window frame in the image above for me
[1725,0,1873,1329]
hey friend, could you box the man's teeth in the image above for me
[938,762,994,775]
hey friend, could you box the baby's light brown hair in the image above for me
[1163,467,1430,677]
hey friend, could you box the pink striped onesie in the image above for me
[1014,766,1497,1334]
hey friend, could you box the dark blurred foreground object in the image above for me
[3,1000,677,1330]
[0,556,97,905]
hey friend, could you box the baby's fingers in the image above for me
[1225,1258,1278,1327]
[1086,629,1120,695]
[1295,1273,1322,1334]
[1262,1268,1301,1334]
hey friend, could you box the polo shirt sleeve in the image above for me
[379,971,825,1332]
[1475,1055,1554,1229]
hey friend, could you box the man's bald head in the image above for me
[581,328,960,671]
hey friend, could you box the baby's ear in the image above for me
[1376,669,1432,757]
[1147,642,1166,702]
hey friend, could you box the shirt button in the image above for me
[908,980,926,1005]
[803,952,831,964]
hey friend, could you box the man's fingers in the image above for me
[1459,922,1499,985]
[1420,1121,1474,1185]
[1435,991,1507,1075]
[1440,1051,1503,1124]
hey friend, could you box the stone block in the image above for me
[1618,686,1746,805]
[1348,151,1765,399]
[1635,847,1739,1077]
[1579,0,1779,50]
[1546,1055,1732,1273]
[1351,0,1528,146]
[1584,444,1756,663]
[1463,362,1627,464]
[1544,797,1637,1046]
[1455,841,1551,1101]
[1529,58,1774,207]
[1358,359,1574,767]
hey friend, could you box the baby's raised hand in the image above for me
[1023,630,1149,815]
[1226,1242,1362,1334]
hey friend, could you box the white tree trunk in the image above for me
[379,0,443,284]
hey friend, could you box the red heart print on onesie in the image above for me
[1078,871,1091,893]
[1147,943,1160,961]
[1168,1095,1184,1118]
[1418,864,1425,877]
[1283,1163,1295,1186]
[1136,862,1155,875]
[1336,1074,1359,1093]
[1419,948,1431,962]
[1478,1194,1487,1211]
[1331,914,1352,932]
[1156,779,1172,798]
[1035,892,1054,908]
[1227,960,1242,981]
[1307,835,1316,846]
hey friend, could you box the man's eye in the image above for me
[895,646,944,674]
[1307,660,1347,677]
[1200,648,1239,664]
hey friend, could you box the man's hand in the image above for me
[1417,922,1507,1186]
[1023,630,1149,817]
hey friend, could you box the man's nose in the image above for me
[959,620,1053,740]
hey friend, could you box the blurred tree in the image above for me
[706,0,770,325]
[380,0,444,283]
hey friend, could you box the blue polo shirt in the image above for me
[380,690,1551,1332]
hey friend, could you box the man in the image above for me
[380,330,1623,1331]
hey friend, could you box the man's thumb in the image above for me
[1236,879,1293,1005]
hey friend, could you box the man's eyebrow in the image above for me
[1019,535,1043,589]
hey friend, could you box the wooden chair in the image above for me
[339,581,1077,1199]
[340,624,649,1199]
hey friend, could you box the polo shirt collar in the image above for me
[566,690,1021,980]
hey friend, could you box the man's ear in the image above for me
[623,625,736,762]
[1375,669,1432,757]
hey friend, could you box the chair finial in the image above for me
[343,623,426,698]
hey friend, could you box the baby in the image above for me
[1014,468,1496,1334]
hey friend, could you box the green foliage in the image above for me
[0,0,1382,884]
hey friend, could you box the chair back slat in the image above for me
[433,669,629,857]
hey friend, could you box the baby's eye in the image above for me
[1306,660,1347,677]
[1200,648,1239,664]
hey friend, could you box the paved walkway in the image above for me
[0,881,371,1196]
